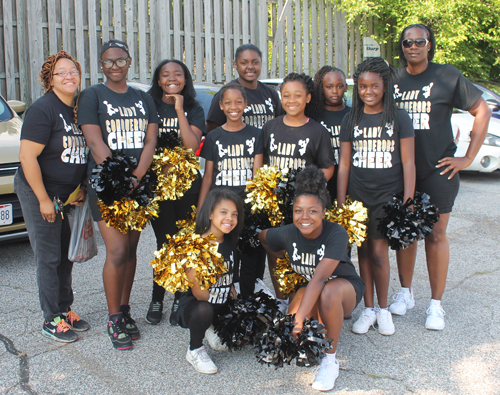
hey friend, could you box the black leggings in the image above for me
[150,194,198,302]
[180,300,214,350]
[239,246,266,298]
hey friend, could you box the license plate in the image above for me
[0,204,13,225]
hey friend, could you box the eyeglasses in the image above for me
[53,70,81,77]
[100,58,129,69]
[402,38,429,48]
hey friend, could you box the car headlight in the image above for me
[483,133,500,147]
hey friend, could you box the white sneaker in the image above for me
[376,308,395,336]
[425,303,446,330]
[389,288,415,315]
[186,346,218,374]
[254,278,275,298]
[311,356,339,391]
[277,298,289,314]
[205,325,228,351]
[352,308,376,334]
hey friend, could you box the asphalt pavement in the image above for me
[1,171,500,395]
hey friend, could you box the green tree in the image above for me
[339,0,500,81]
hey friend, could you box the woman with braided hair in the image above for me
[15,51,90,343]
[259,166,364,391]
[337,57,415,336]
[314,66,351,201]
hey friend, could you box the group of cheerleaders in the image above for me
[19,23,490,392]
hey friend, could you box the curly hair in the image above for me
[40,50,82,122]
[294,166,330,209]
[398,24,436,66]
[280,72,318,120]
[344,57,399,140]
[313,66,347,115]
[148,59,198,110]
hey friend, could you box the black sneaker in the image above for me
[169,297,180,326]
[42,316,78,343]
[108,312,133,350]
[120,304,140,340]
[62,308,90,332]
[145,301,163,325]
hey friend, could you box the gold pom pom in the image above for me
[175,205,197,233]
[97,198,159,234]
[245,165,283,226]
[151,147,200,201]
[325,196,368,247]
[152,230,227,293]
[274,253,307,297]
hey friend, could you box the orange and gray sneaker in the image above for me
[42,316,78,343]
[63,308,90,332]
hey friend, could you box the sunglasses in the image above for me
[100,58,129,69]
[402,38,429,48]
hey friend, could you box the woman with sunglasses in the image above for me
[78,39,159,350]
[15,51,89,343]
[391,24,490,330]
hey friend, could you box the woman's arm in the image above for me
[322,164,335,181]
[436,97,491,179]
[133,122,158,181]
[197,160,214,210]
[185,266,210,301]
[400,136,416,203]
[336,141,352,206]
[18,140,56,221]
[292,257,340,336]
[168,95,203,151]
[81,125,113,165]
[252,153,263,175]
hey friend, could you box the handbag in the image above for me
[67,199,98,262]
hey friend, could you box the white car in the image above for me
[261,78,500,173]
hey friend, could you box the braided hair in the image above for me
[344,57,398,140]
[280,72,318,120]
[39,50,82,123]
[313,66,347,115]
[148,59,198,110]
[294,166,331,210]
[398,24,436,66]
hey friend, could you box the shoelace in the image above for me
[377,309,391,324]
[196,348,212,363]
[426,304,445,317]
[123,312,136,324]
[150,303,162,312]
[312,358,335,376]
[56,319,72,333]
[66,311,81,325]
[392,291,408,302]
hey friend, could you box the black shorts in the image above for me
[88,194,103,222]
[416,169,460,214]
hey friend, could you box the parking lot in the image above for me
[1,171,499,395]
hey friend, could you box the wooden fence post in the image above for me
[27,0,43,101]
[334,0,348,72]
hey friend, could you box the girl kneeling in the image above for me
[259,166,364,392]
[176,188,244,374]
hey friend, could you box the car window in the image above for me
[195,87,220,120]
[481,90,497,102]
[0,97,13,122]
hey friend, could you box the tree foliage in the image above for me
[339,0,500,81]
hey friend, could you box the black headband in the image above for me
[100,39,130,57]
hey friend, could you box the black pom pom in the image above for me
[377,191,440,250]
[276,168,302,226]
[129,169,158,207]
[212,291,280,350]
[157,130,182,149]
[90,152,138,206]
[238,204,272,255]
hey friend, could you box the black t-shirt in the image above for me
[263,116,336,171]
[266,220,359,281]
[78,84,159,195]
[207,79,284,129]
[178,239,238,307]
[200,124,263,197]
[316,106,351,165]
[18,91,88,200]
[339,109,414,192]
[393,62,482,179]
[157,101,206,195]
